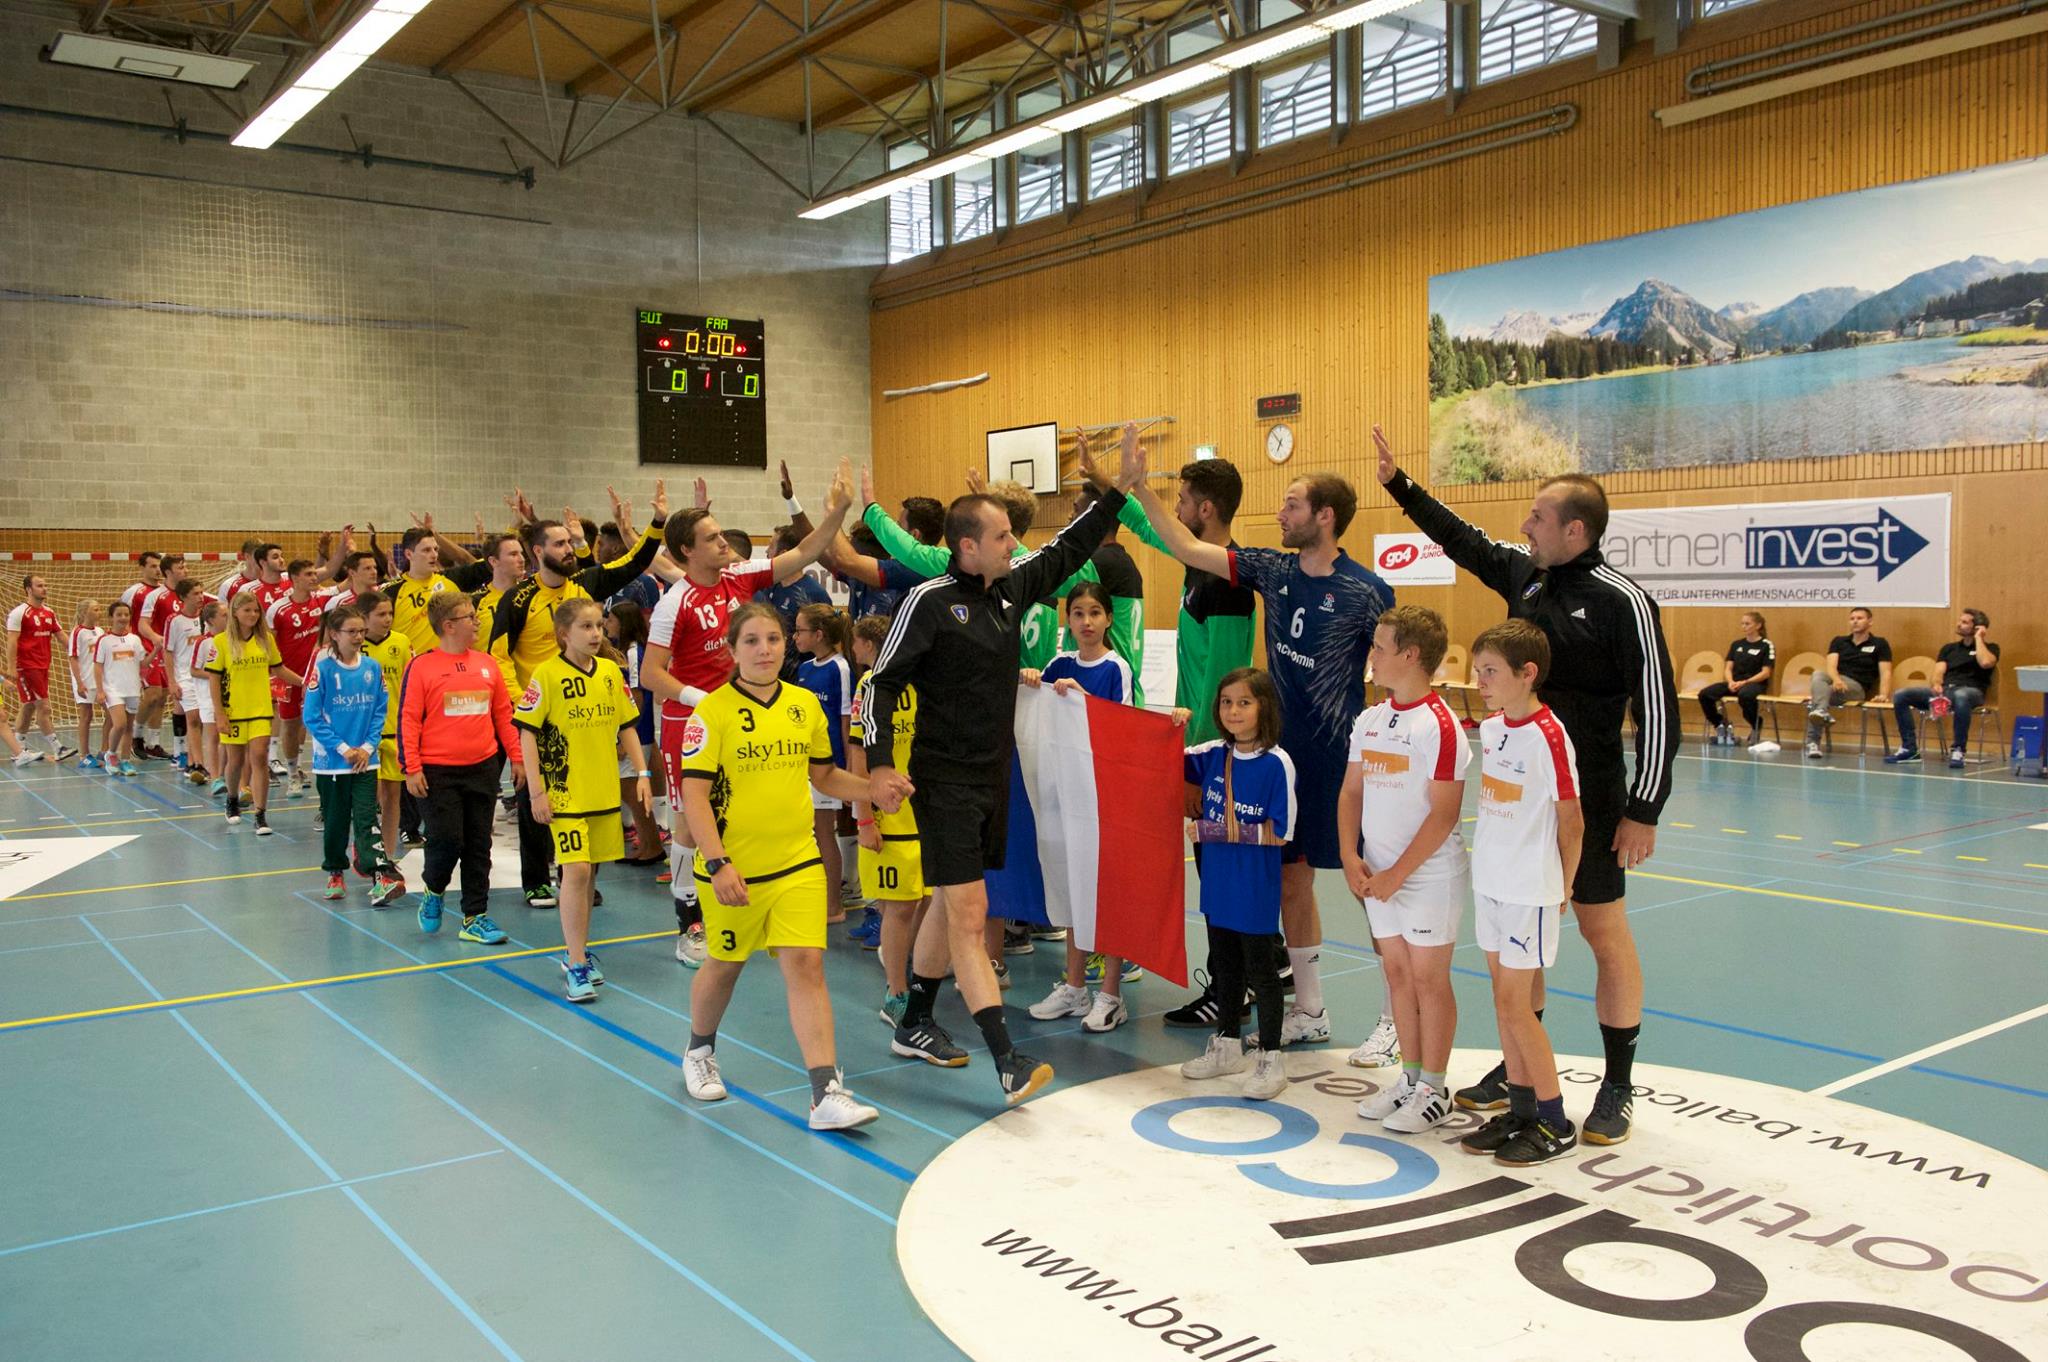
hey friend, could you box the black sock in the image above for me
[1601,1022,1641,1089]
[808,1065,838,1104]
[1507,1082,1537,1122]
[1537,1094,1567,1125]
[972,1004,1013,1060]
[904,974,942,1027]
[1534,1007,1545,1023]
[688,1030,716,1054]
[674,894,701,931]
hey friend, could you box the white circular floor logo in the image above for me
[899,1051,2044,1361]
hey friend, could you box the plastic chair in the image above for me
[1432,644,1477,720]
[1674,649,1726,742]
[1766,652,1825,740]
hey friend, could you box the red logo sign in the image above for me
[1379,543,1420,571]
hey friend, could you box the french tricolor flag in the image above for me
[986,687,1188,986]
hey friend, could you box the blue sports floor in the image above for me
[2,743,2045,1359]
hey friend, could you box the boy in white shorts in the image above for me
[1462,619,1583,1167]
[1339,604,1470,1134]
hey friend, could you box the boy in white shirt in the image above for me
[1339,605,1470,1134]
[1462,620,1584,1166]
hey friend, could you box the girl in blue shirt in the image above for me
[302,605,396,901]
[1180,667,1295,1100]
[795,604,857,922]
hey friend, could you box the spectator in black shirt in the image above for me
[1698,611,1774,746]
[1808,607,1892,759]
[1887,609,2001,768]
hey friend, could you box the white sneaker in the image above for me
[1242,1048,1287,1101]
[1181,1034,1249,1080]
[808,1077,879,1131]
[1347,1016,1401,1068]
[683,1047,726,1101]
[675,925,706,967]
[12,750,42,767]
[1357,1070,1416,1120]
[268,757,287,778]
[1028,981,1092,1020]
[1081,992,1128,1033]
[1383,1080,1454,1133]
[1280,1006,1330,1046]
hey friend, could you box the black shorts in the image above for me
[1573,767,1627,907]
[911,777,1009,889]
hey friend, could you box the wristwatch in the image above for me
[702,856,732,875]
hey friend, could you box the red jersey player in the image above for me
[642,466,851,963]
[6,573,70,762]
[266,559,330,798]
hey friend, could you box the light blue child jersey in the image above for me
[303,652,388,775]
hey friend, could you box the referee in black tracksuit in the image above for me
[864,436,1148,1107]
[1375,428,1678,1146]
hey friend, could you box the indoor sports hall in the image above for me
[3,0,2045,1358]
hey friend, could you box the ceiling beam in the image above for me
[564,0,724,96]
[1550,0,1638,21]
[674,0,924,111]
[809,11,1052,127]
[431,0,529,73]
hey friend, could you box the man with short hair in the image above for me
[470,533,527,651]
[1888,608,1999,768]
[326,551,384,614]
[1132,434,1394,1054]
[6,575,71,761]
[643,471,849,959]
[1808,606,1892,759]
[121,552,170,761]
[899,496,945,547]
[221,541,264,601]
[1376,426,1678,1146]
[863,436,1147,1104]
[266,560,332,798]
[252,544,292,609]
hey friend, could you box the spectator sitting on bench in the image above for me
[1887,609,2000,769]
[1807,606,1892,760]
[1698,611,1774,747]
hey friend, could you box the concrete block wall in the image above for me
[0,4,884,538]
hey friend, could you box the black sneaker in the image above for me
[998,1050,1054,1107]
[525,886,559,909]
[1494,1116,1579,1167]
[253,812,273,837]
[1454,1059,1510,1111]
[402,832,426,849]
[1583,1081,1635,1145]
[1458,1111,1526,1155]
[891,1021,970,1068]
[1002,925,1034,956]
[1164,971,1223,1028]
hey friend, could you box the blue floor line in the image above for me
[483,965,919,1185]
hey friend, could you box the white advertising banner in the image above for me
[1371,533,1458,586]
[1603,494,1950,608]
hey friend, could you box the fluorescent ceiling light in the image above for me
[797,0,1401,218]
[232,0,439,148]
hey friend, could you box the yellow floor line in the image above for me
[1890,848,1924,855]
[2028,864,2048,871]
[6,866,323,902]
[1774,834,1802,841]
[1669,821,1695,829]
[1633,871,2048,936]
[1833,840,1862,848]
[1957,855,1989,863]
[0,929,676,1032]
[1720,828,1748,835]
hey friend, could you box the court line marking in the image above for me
[1674,751,2045,790]
[4,865,323,902]
[1812,1001,2048,1097]
[1631,871,2048,936]
[75,917,524,1362]
[0,929,675,1031]
[0,1150,506,1260]
[166,902,824,1362]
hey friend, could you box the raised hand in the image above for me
[779,460,795,500]
[473,512,486,542]
[410,510,435,532]
[1372,424,1396,486]
[1076,428,1107,490]
[1116,421,1148,491]
[607,484,627,524]
[562,506,578,536]
[652,478,670,520]
[859,463,876,510]
[824,457,853,516]
[966,465,986,495]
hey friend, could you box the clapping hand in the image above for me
[1116,421,1148,492]
[1076,428,1108,490]
[1372,424,1396,486]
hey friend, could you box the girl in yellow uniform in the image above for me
[360,595,414,905]
[204,590,301,835]
[676,603,886,1132]
[515,599,649,1004]
[847,614,931,1030]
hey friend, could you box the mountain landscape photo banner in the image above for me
[1425,154,2048,485]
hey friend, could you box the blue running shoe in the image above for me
[583,949,604,986]
[417,890,444,934]
[210,778,227,798]
[848,906,882,950]
[563,961,597,1003]
[175,752,189,772]
[459,914,508,945]
[117,761,139,777]
[77,756,100,772]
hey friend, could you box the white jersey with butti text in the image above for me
[1348,691,1471,885]
[1472,705,1580,907]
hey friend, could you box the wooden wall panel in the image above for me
[869,0,2048,697]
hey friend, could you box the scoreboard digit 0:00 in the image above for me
[636,309,766,469]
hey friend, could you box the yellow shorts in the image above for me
[378,737,403,782]
[697,863,827,961]
[220,716,273,747]
[550,812,624,866]
[859,836,925,902]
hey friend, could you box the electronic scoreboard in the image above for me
[635,310,766,468]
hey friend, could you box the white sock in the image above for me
[1287,946,1324,1014]
[837,835,860,890]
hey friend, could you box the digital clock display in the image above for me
[636,310,766,469]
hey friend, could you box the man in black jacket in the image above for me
[864,435,1148,1106]
[1375,427,1678,1146]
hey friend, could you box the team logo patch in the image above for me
[1522,581,1542,600]
[787,704,807,725]
[518,682,542,710]
[678,716,708,758]
[951,604,971,623]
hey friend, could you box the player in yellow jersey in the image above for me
[677,603,892,1131]
[204,590,300,836]
[847,614,932,1033]
[515,599,649,1005]
[384,530,464,654]
[360,594,414,905]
